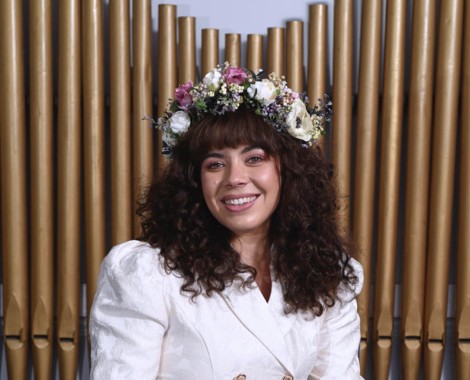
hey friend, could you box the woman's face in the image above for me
[200,145,281,239]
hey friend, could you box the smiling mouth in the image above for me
[223,196,257,206]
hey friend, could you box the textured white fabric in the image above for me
[90,240,364,380]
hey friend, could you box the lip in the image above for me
[220,194,259,212]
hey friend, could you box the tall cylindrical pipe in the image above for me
[401,1,436,378]
[110,0,132,245]
[0,0,29,378]
[332,0,354,239]
[424,1,463,379]
[373,0,407,378]
[30,0,54,378]
[57,0,82,378]
[352,0,382,374]
[201,28,219,76]
[132,0,155,235]
[267,27,284,77]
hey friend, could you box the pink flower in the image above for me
[175,81,193,109]
[224,67,247,85]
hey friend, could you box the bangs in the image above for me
[186,108,280,161]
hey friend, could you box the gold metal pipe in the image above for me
[57,0,81,378]
[29,0,54,378]
[157,4,177,177]
[373,0,407,378]
[352,0,382,374]
[286,21,303,93]
[307,4,328,153]
[82,0,106,349]
[201,28,219,76]
[246,34,263,73]
[178,16,196,84]
[267,27,284,77]
[401,1,436,378]
[133,0,154,235]
[424,1,464,379]
[331,0,354,239]
[110,0,132,245]
[456,0,470,376]
[0,0,29,378]
[225,33,241,67]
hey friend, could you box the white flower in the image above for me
[168,111,190,135]
[247,79,277,105]
[285,98,316,142]
[203,69,223,90]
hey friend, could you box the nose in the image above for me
[224,160,247,188]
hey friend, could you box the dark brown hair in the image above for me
[137,108,357,315]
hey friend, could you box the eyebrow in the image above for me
[201,146,263,161]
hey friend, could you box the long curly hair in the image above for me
[138,108,358,316]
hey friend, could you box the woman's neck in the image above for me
[232,234,272,301]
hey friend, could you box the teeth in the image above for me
[224,196,256,205]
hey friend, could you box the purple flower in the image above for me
[175,81,193,109]
[224,67,247,85]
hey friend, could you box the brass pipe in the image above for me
[178,16,197,84]
[57,0,81,378]
[286,21,304,93]
[424,1,464,379]
[225,33,241,67]
[201,28,219,76]
[246,34,263,74]
[110,0,132,245]
[82,0,106,348]
[267,27,284,77]
[29,0,54,378]
[133,0,154,235]
[373,0,407,378]
[0,0,29,378]
[157,4,177,177]
[331,0,354,239]
[401,0,436,378]
[456,0,470,376]
[352,0,382,374]
[307,4,328,154]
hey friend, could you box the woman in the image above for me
[90,64,363,379]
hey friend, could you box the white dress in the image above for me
[89,240,364,380]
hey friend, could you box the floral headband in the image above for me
[146,62,332,155]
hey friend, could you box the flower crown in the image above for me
[148,62,332,155]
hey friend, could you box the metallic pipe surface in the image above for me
[352,0,382,374]
[178,17,197,84]
[331,0,354,239]
[286,20,304,93]
[267,27,284,77]
[424,1,463,379]
[225,33,241,67]
[246,34,263,73]
[373,0,407,378]
[133,0,154,235]
[201,28,219,76]
[29,0,54,378]
[82,0,106,348]
[110,0,132,245]
[156,4,177,177]
[57,0,81,378]
[0,0,29,378]
[456,0,470,375]
[401,1,436,378]
[307,4,328,153]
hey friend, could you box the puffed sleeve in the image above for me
[89,240,169,379]
[309,258,364,380]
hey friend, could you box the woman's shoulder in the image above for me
[100,240,168,285]
[337,256,364,302]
